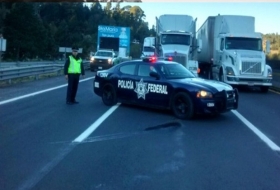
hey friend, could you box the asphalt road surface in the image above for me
[1,71,280,190]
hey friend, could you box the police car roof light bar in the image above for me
[142,56,173,63]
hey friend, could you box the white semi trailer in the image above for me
[196,15,272,92]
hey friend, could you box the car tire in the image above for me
[219,69,224,82]
[102,84,117,106]
[260,86,269,93]
[171,92,194,119]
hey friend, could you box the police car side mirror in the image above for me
[150,71,160,80]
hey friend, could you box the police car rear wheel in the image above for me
[171,92,194,119]
[102,84,117,106]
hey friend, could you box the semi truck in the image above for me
[141,37,156,58]
[155,14,201,76]
[195,15,272,92]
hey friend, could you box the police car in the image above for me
[93,56,239,119]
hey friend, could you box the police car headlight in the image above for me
[91,57,94,61]
[108,58,112,64]
[196,90,213,98]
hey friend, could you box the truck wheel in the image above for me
[260,86,269,93]
[102,84,117,106]
[219,70,224,82]
[171,92,194,119]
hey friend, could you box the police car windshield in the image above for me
[95,51,113,57]
[160,64,195,79]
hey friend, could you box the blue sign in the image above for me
[97,25,130,57]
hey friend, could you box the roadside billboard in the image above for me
[97,25,130,58]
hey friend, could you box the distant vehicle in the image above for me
[195,15,272,92]
[141,37,156,58]
[93,56,239,119]
[90,49,120,72]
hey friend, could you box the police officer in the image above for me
[64,46,85,105]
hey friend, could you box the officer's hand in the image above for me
[65,75,68,80]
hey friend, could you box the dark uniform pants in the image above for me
[67,74,80,102]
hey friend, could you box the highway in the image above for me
[0,71,280,190]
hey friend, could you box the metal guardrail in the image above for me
[0,61,65,68]
[0,61,90,83]
[0,64,64,82]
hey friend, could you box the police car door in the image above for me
[134,63,169,107]
[117,63,137,102]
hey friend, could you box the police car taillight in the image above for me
[150,56,156,62]
[163,57,172,61]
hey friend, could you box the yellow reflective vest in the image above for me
[68,55,82,74]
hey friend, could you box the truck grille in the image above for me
[170,55,186,66]
[94,58,109,65]
[241,61,262,74]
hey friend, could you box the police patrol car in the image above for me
[93,56,239,119]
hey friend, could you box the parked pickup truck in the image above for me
[90,49,121,72]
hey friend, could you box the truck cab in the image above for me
[196,15,272,92]
[156,31,199,76]
[155,15,200,77]
[141,37,156,58]
[212,33,272,92]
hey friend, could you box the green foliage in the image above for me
[0,2,155,61]
[3,3,48,60]
[263,34,280,53]
[130,43,142,58]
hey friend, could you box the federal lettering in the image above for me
[147,84,168,94]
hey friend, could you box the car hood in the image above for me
[172,77,233,92]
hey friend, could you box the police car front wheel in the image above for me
[171,92,194,120]
[102,84,117,106]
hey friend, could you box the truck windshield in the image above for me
[225,37,262,51]
[95,51,113,57]
[161,34,190,45]
[143,46,155,52]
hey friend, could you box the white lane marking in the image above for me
[231,110,280,151]
[0,77,94,105]
[73,103,120,143]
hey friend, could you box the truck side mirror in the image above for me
[197,39,202,53]
[266,40,270,54]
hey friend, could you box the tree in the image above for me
[3,3,48,60]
